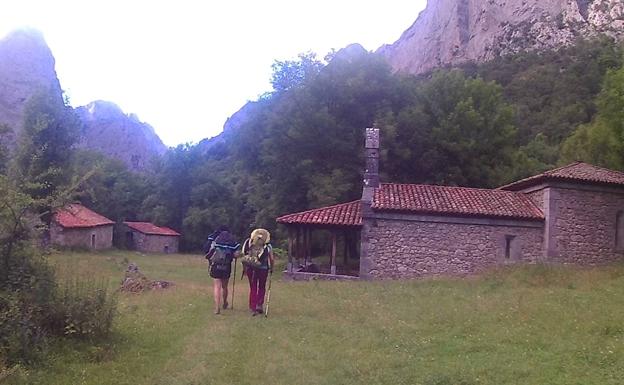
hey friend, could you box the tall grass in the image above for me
[48,278,117,339]
[4,251,624,385]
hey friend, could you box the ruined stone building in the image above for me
[277,128,624,279]
[51,203,114,250]
[123,222,180,254]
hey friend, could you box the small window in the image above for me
[504,235,516,259]
[616,212,624,251]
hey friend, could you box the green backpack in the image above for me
[241,229,270,268]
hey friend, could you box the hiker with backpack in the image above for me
[241,228,274,316]
[205,227,240,315]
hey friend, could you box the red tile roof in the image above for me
[277,182,544,226]
[372,183,544,220]
[500,162,624,191]
[124,222,181,236]
[276,200,362,227]
[53,203,114,228]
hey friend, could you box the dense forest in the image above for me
[3,36,624,253]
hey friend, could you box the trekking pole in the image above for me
[264,269,273,318]
[231,259,236,310]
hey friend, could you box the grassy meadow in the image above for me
[4,250,624,385]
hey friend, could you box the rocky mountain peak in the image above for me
[378,0,624,75]
[76,101,167,171]
[82,100,125,120]
[0,29,62,139]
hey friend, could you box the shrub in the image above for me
[0,249,56,365]
[0,292,47,365]
[0,257,117,365]
[48,278,117,340]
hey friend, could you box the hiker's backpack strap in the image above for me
[241,238,250,255]
[214,242,240,252]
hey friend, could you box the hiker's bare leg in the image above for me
[212,279,222,314]
[222,278,229,308]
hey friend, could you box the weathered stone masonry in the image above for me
[50,222,113,250]
[363,214,543,279]
[130,232,179,254]
[523,183,624,265]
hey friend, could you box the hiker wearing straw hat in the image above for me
[241,228,274,316]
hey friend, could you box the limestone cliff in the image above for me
[0,29,62,142]
[378,0,624,74]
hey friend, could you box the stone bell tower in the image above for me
[360,127,380,279]
[362,127,380,203]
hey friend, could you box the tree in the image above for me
[69,150,149,222]
[383,70,517,187]
[14,89,81,200]
[270,52,324,93]
[0,124,10,175]
[141,145,197,248]
[560,64,624,169]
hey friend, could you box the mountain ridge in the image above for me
[378,0,624,74]
[0,29,166,171]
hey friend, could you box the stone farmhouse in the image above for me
[277,128,624,280]
[123,221,180,254]
[50,203,114,250]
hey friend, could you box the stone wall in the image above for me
[547,184,624,264]
[50,223,113,250]
[363,215,543,279]
[128,230,179,254]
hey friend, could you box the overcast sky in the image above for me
[1,0,427,146]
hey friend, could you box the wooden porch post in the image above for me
[303,227,311,266]
[343,231,349,267]
[287,227,294,273]
[331,230,337,275]
[295,227,302,268]
[306,228,312,266]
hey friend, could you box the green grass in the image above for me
[5,251,624,385]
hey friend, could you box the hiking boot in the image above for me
[223,301,228,310]
[214,308,221,315]
[254,308,264,315]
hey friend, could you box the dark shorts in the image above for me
[210,262,231,279]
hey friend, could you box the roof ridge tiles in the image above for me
[380,182,525,194]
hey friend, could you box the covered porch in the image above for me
[276,200,362,280]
